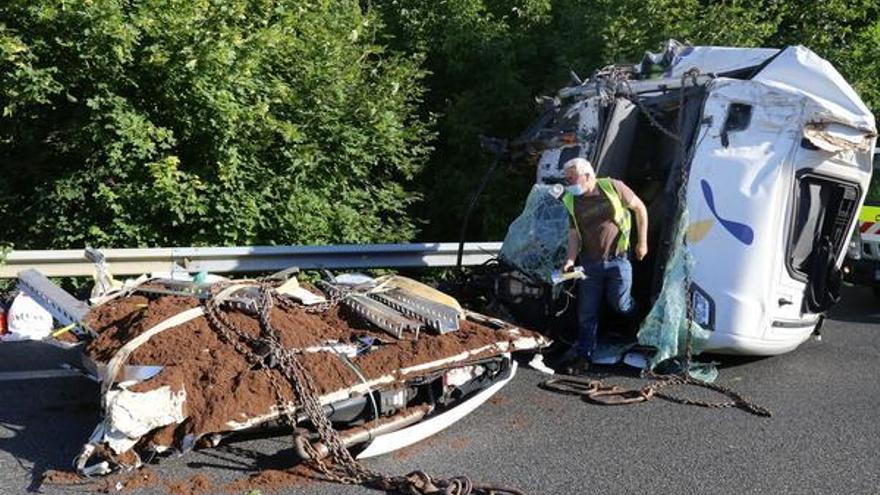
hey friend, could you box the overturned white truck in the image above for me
[502,42,876,356]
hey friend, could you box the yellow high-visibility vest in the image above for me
[562,178,632,254]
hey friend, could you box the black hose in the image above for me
[456,154,503,271]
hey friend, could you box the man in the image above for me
[560,157,649,375]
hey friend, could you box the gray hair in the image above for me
[562,157,595,176]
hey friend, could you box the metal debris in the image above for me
[368,289,460,334]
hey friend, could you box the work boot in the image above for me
[547,344,578,369]
[563,356,591,376]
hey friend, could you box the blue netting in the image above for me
[499,184,569,284]
[637,208,718,382]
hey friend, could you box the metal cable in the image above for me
[332,350,380,422]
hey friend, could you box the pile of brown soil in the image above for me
[42,469,87,485]
[41,467,160,493]
[42,468,222,495]
[165,473,214,495]
[223,464,315,493]
[82,288,539,452]
[119,468,161,492]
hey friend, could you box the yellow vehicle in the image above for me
[843,150,880,296]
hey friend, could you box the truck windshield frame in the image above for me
[786,171,861,282]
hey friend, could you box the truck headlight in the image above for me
[690,284,714,330]
[846,229,862,260]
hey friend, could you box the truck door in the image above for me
[684,80,803,342]
[783,171,860,314]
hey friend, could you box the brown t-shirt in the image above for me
[570,179,636,261]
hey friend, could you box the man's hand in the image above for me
[563,259,575,272]
[635,242,648,261]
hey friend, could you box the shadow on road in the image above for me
[827,285,880,325]
[0,379,99,492]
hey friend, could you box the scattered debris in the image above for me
[223,466,315,494]
[165,473,214,495]
[3,291,53,341]
[527,354,554,375]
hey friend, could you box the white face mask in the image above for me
[566,184,585,196]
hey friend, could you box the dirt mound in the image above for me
[223,464,315,493]
[82,289,539,450]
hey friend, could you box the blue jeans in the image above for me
[575,255,635,359]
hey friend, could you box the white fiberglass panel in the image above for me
[685,80,802,345]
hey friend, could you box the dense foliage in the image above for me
[2,0,879,249]
[0,0,431,248]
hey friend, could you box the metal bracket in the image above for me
[368,289,459,334]
[318,281,422,339]
[17,269,94,338]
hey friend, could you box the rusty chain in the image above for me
[203,280,524,494]
[676,67,702,374]
[641,69,773,417]
[641,372,772,417]
[541,374,771,417]
[275,283,345,314]
[622,89,683,144]
[622,67,702,363]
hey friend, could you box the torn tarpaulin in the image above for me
[103,385,188,453]
[499,183,569,284]
[637,208,717,382]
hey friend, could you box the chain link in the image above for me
[541,374,772,417]
[641,372,772,417]
[676,67,702,374]
[626,69,700,389]
[275,284,345,314]
[631,69,773,416]
[202,279,522,494]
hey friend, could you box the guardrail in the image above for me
[0,242,503,278]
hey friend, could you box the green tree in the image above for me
[376,0,540,241]
[767,0,880,112]
[0,0,432,249]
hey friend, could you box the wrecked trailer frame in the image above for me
[503,42,876,356]
[16,268,547,477]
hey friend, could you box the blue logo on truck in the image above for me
[700,179,754,246]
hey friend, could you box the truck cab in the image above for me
[501,43,876,357]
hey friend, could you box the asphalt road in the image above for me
[1,285,878,494]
